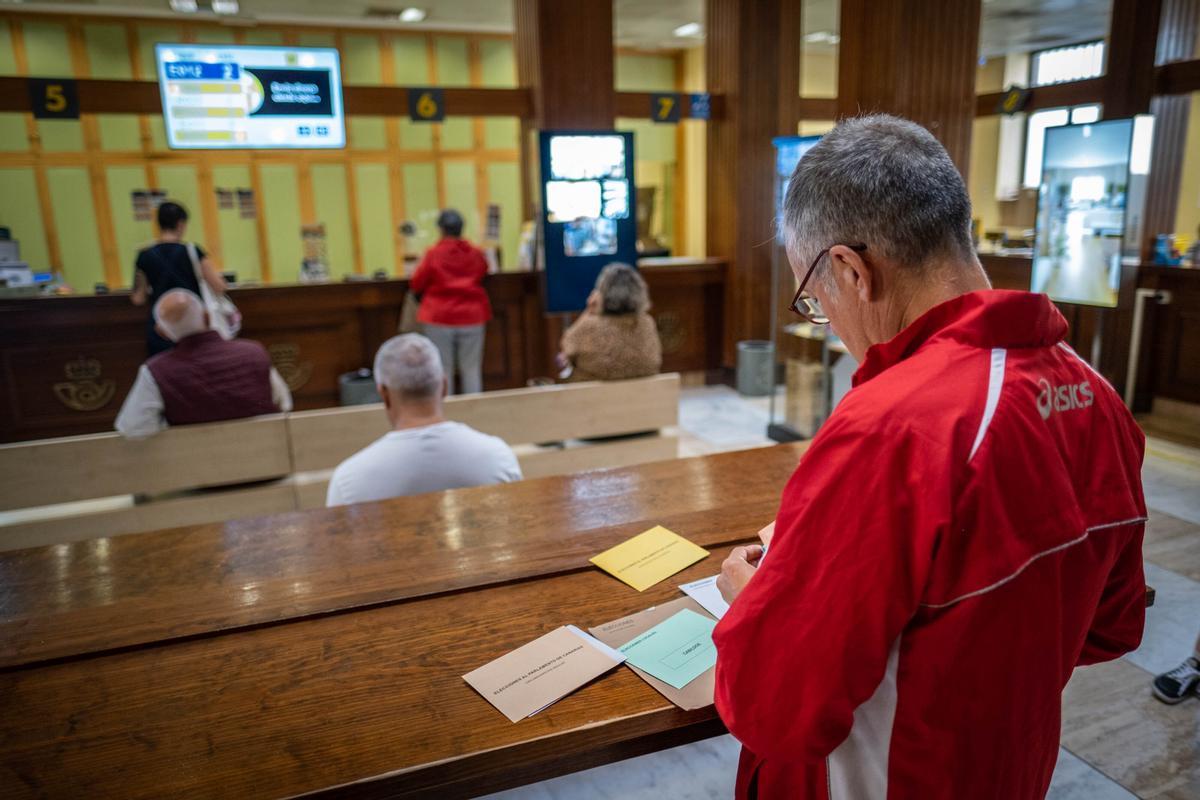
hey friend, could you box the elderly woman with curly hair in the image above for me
[558,262,662,382]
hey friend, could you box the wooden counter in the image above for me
[0,259,725,442]
[978,254,1200,408]
[0,443,805,799]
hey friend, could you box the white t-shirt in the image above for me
[325,421,522,507]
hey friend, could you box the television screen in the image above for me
[1032,117,1149,308]
[155,44,345,149]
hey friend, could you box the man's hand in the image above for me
[717,544,763,605]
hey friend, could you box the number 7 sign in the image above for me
[650,92,681,124]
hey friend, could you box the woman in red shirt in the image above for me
[409,209,492,394]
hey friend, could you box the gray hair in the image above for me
[373,333,444,399]
[782,114,975,282]
[153,288,207,341]
[594,262,650,315]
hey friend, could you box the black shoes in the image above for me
[1152,656,1200,704]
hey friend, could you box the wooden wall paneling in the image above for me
[837,0,981,176]
[974,78,1106,117]
[379,34,408,275]
[705,0,801,364]
[514,0,615,129]
[1102,0,1164,118]
[1156,57,1200,93]
[1142,0,1200,259]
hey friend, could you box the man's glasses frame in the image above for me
[787,243,868,325]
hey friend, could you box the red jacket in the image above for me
[410,237,491,326]
[713,290,1146,799]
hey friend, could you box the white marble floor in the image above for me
[483,385,1200,800]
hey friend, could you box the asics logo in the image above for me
[1036,378,1094,420]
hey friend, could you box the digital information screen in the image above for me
[155,44,345,149]
[538,131,638,312]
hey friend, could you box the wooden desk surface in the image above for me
[0,444,806,799]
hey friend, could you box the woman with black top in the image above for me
[130,201,227,355]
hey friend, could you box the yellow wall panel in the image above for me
[440,118,473,150]
[25,22,84,152]
[354,163,395,274]
[311,163,355,279]
[486,161,521,271]
[391,35,429,84]
[155,164,208,250]
[435,37,470,86]
[212,164,262,283]
[193,27,235,45]
[350,119,387,150]
[0,21,18,75]
[484,117,518,150]
[0,168,50,270]
[442,160,479,236]
[0,114,29,152]
[1175,91,1200,242]
[343,33,382,84]
[105,165,153,284]
[297,32,336,47]
[259,164,302,281]
[402,162,439,255]
[616,54,676,92]
[136,24,183,81]
[241,30,283,46]
[84,23,132,78]
[46,167,104,290]
[479,39,515,88]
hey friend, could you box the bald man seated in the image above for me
[114,289,292,438]
[325,333,521,506]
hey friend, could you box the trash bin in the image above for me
[339,368,381,406]
[736,340,775,396]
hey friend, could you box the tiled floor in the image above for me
[484,385,1200,800]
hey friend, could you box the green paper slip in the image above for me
[618,608,718,690]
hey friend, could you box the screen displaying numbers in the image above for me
[155,44,345,150]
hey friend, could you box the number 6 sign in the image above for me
[408,88,445,122]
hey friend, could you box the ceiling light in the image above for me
[211,0,238,14]
[673,22,702,38]
[170,0,198,11]
[398,7,426,23]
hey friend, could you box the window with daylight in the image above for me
[1031,41,1105,87]
[1023,104,1103,188]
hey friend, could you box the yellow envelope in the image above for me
[590,526,709,591]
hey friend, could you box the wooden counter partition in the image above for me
[0,259,726,443]
[0,443,804,799]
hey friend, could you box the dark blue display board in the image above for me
[539,130,638,314]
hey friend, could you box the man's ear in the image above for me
[829,244,875,303]
[440,375,449,399]
[379,384,392,410]
[155,323,170,341]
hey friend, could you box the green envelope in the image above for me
[618,608,718,690]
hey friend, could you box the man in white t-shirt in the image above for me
[325,333,522,507]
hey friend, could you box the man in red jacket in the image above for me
[410,209,492,394]
[713,115,1146,799]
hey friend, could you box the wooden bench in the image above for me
[0,374,681,551]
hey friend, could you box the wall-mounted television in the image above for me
[538,131,637,313]
[1032,116,1153,308]
[155,44,345,150]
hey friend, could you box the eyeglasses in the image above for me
[788,243,867,325]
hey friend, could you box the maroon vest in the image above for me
[145,330,277,426]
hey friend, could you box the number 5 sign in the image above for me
[28,78,79,119]
[408,88,445,122]
[650,92,681,124]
